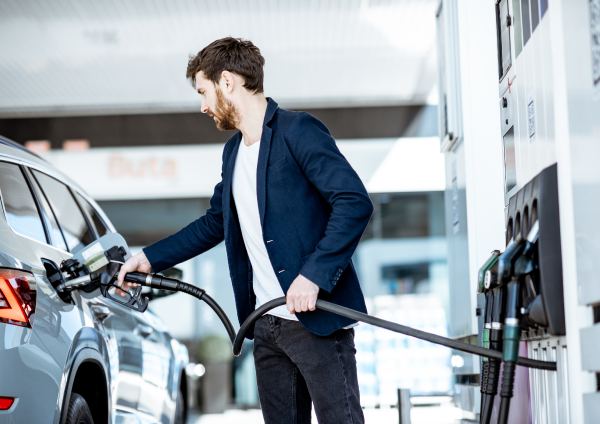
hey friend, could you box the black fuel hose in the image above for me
[121,273,556,371]
[120,271,237,344]
[194,291,237,345]
[233,297,556,371]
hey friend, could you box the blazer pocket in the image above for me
[268,156,287,171]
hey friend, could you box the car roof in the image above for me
[0,135,115,232]
[0,135,80,188]
[0,136,46,161]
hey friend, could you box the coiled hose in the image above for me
[121,273,557,371]
[481,358,501,423]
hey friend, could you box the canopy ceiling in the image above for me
[0,0,439,117]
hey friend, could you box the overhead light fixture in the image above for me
[25,140,50,153]
[63,139,90,151]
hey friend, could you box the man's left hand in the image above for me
[286,274,320,314]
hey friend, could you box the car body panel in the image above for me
[0,137,188,424]
[0,329,63,424]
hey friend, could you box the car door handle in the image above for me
[134,324,154,338]
[90,305,111,323]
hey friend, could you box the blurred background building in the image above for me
[0,0,456,420]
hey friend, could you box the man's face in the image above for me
[196,71,240,131]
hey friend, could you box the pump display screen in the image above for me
[496,0,512,79]
[503,127,517,193]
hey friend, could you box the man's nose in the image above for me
[200,103,209,114]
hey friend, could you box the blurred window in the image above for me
[381,195,429,238]
[362,193,445,241]
[27,168,68,251]
[97,198,210,246]
[32,170,94,253]
[75,193,110,238]
[381,262,431,295]
[0,162,46,244]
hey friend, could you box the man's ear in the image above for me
[220,70,235,94]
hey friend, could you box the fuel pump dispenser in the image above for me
[503,164,567,423]
[473,163,565,423]
[476,251,501,424]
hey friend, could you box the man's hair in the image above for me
[186,37,265,94]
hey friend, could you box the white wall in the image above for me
[41,138,444,200]
[455,0,506,334]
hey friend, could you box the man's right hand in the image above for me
[117,251,152,292]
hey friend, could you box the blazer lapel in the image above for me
[256,125,272,229]
[257,98,279,229]
[223,132,242,224]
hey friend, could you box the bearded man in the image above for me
[118,37,372,424]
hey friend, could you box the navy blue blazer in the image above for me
[144,98,373,338]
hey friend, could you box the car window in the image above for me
[27,169,68,251]
[32,170,94,253]
[74,192,110,238]
[0,162,47,244]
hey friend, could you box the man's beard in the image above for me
[212,88,240,131]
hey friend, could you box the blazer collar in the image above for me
[264,97,278,126]
[224,98,278,229]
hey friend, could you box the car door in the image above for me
[77,194,175,422]
[30,168,148,413]
[133,309,174,423]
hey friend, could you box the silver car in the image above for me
[0,136,189,424]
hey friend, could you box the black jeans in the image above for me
[253,315,364,424]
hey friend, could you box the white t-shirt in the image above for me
[232,137,297,320]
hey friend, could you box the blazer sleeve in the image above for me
[288,113,374,293]
[142,142,231,272]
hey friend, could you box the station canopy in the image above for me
[0,0,439,118]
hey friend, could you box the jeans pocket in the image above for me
[347,328,355,343]
[345,328,357,354]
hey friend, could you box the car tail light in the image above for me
[0,397,14,410]
[0,269,36,328]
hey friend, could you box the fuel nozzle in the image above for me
[497,222,540,424]
[476,250,502,424]
[513,221,539,278]
[478,250,501,294]
[497,235,526,285]
[514,221,548,328]
[476,251,501,359]
[56,259,102,293]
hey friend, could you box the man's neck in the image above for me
[237,94,268,146]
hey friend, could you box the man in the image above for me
[118,37,373,424]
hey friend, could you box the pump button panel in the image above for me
[506,163,565,337]
[500,88,515,136]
